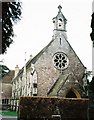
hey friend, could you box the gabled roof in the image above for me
[2,70,15,83]
[13,30,85,81]
[13,39,55,80]
[52,11,67,22]
[52,5,67,22]
[28,39,54,65]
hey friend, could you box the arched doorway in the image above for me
[65,88,81,98]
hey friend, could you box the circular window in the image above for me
[53,52,69,70]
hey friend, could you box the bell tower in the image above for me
[53,5,67,32]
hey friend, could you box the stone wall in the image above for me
[34,32,85,96]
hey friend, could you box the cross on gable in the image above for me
[58,5,62,12]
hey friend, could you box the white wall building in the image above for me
[11,63,37,110]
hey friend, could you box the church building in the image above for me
[11,5,88,114]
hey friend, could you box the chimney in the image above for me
[15,65,19,77]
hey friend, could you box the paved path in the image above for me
[0,115,17,120]
[2,118,17,120]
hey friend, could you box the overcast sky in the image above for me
[0,0,92,71]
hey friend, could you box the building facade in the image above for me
[0,70,14,110]
[11,5,88,111]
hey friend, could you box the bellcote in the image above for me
[53,5,67,32]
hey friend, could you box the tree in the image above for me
[89,76,94,93]
[89,76,94,104]
[0,64,10,78]
[90,13,94,47]
[1,2,22,54]
[88,76,94,119]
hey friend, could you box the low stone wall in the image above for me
[89,108,94,120]
[18,96,89,120]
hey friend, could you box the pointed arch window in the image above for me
[58,18,62,27]
[59,18,62,22]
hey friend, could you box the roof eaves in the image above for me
[26,39,54,67]
[12,39,55,82]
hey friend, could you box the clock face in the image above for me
[53,52,69,70]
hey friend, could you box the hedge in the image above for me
[18,96,89,120]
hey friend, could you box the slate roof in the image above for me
[2,70,15,83]
[12,39,54,80]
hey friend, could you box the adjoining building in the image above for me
[11,5,89,119]
[0,68,14,110]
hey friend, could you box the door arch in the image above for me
[65,88,81,98]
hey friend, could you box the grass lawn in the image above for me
[0,111,18,116]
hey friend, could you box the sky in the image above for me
[0,0,92,71]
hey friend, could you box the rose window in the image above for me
[53,52,69,70]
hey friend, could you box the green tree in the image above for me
[90,13,94,47]
[0,64,10,78]
[89,76,94,119]
[89,77,94,104]
[1,2,22,54]
[89,77,94,93]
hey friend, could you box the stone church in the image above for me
[11,5,88,112]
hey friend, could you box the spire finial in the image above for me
[58,5,62,12]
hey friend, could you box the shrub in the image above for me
[19,96,89,120]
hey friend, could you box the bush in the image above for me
[19,96,89,120]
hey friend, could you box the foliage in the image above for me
[89,76,94,93]
[2,2,22,54]
[0,64,10,78]
[19,96,89,120]
[89,76,94,107]
[90,13,94,46]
